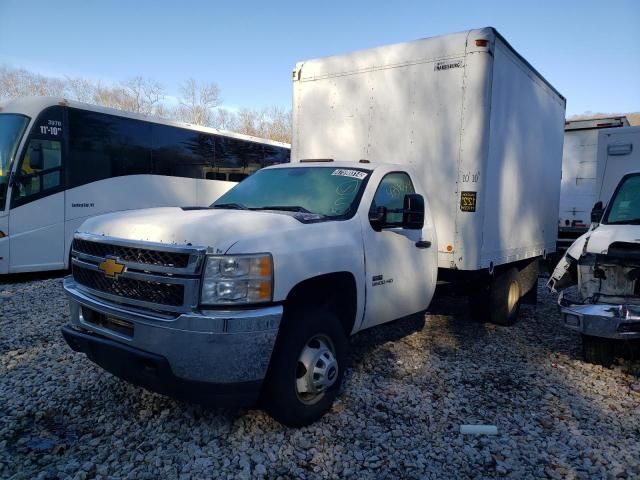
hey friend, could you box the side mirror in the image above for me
[591,201,604,224]
[29,145,44,170]
[368,206,387,232]
[402,193,425,229]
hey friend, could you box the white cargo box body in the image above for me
[596,126,640,205]
[560,117,629,229]
[292,27,566,271]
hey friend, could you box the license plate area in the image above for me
[81,307,134,338]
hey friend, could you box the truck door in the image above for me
[8,106,66,272]
[359,171,437,329]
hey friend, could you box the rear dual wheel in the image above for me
[470,268,521,326]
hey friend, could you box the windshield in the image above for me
[603,174,640,225]
[212,166,370,218]
[0,114,30,209]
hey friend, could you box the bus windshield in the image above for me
[211,167,370,218]
[0,114,29,208]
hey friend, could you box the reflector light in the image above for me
[475,39,489,47]
[446,244,453,252]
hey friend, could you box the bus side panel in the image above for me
[195,178,235,206]
[0,214,9,274]
[9,191,65,272]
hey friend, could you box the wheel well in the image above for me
[284,272,358,336]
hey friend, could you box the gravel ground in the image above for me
[1,275,639,480]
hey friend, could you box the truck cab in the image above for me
[62,161,438,426]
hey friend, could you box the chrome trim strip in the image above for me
[73,232,206,275]
[72,257,195,285]
[74,232,207,254]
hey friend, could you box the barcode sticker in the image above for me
[331,169,368,180]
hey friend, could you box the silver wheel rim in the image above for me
[507,280,520,313]
[295,334,339,405]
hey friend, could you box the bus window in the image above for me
[12,106,65,206]
[153,125,213,178]
[68,109,152,188]
[228,172,249,182]
[215,136,245,169]
[264,145,290,167]
[14,139,63,200]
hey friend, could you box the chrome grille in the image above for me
[70,233,205,313]
[73,265,185,307]
[72,238,191,269]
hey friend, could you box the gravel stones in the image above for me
[1,275,638,479]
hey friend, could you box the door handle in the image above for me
[415,240,431,248]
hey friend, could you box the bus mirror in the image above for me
[402,193,425,229]
[29,145,44,170]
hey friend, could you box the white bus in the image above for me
[0,97,290,274]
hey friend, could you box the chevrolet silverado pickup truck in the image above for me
[62,28,565,426]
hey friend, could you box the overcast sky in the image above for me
[1,0,638,115]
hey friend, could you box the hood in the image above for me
[78,207,305,253]
[549,223,640,293]
[583,224,640,255]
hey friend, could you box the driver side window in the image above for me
[370,172,415,225]
[15,139,63,199]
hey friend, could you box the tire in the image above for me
[469,268,521,326]
[263,307,347,427]
[582,335,615,367]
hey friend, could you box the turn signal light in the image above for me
[475,39,489,47]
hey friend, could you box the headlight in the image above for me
[201,253,273,305]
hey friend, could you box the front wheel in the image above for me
[263,307,347,427]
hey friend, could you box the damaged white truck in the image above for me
[549,126,640,366]
[61,28,565,426]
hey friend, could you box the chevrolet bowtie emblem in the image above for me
[99,258,125,279]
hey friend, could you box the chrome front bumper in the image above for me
[559,291,640,340]
[63,277,282,384]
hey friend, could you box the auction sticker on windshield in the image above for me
[331,169,368,180]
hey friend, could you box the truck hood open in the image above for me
[77,207,305,253]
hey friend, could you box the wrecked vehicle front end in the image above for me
[549,231,640,341]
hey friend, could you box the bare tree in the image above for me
[229,106,292,143]
[0,65,65,99]
[176,78,221,126]
[0,64,292,142]
[120,76,164,115]
[212,108,240,131]
[65,76,97,103]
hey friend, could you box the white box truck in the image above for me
[61,28,565,426]
[557,117,629,252]
[549,126,640,365]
